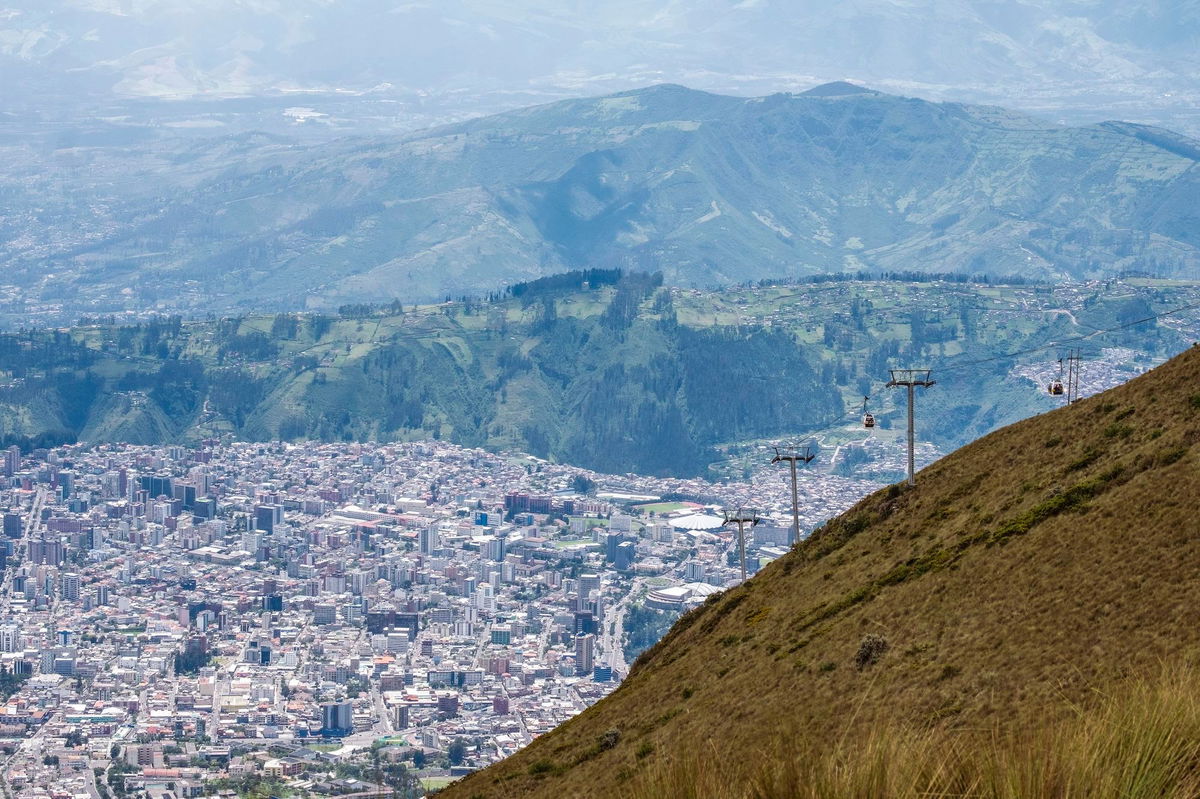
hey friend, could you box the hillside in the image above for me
[1,276,1196,478]
[5,84,1200,322]
[440,343,1200,798]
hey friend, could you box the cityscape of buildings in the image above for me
[0,438,884,797]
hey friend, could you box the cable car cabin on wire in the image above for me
[862,397,875,429]
[1048,380,1065,396]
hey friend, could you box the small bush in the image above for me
[855,634,889,670]
[636,742,654,760]
[599,728,621,751]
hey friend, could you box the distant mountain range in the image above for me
[3,83,1200,321]
[3,0,1198,136]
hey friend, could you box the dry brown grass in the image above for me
[622,665,1200,799]
[443,346,1200,799]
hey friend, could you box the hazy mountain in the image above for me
[3,84,1200,320]
[2,1,1198,136]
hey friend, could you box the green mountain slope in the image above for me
[439,339,1200,799]
[0,275,1196,477]
[5,84,1200,320]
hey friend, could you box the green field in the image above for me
[421,776,459,790]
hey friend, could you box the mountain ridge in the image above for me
[4,84,1200,321]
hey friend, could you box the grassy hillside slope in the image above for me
[442,344,1200,798]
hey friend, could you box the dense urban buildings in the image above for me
[0,438,884,796]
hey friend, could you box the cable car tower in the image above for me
[772,445,815,547]
[722,507,760,583]
[886,369,935,486]
[1062,349,1082,404]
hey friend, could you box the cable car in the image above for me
[861,397,875,429]
[1048,380,1064,396]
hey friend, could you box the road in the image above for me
[598,577,647,677]
[1,488,44,618]
[0,488,45,799]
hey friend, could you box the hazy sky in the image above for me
[2,1,1198,133]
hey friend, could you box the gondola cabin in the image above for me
[1048,380,1064,396]
[863,412,875,428]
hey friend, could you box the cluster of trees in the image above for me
[623,604,680,663]
[505,268,627,299]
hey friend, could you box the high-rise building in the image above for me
[2,446,19,477]
[58,470,75,500]
[575,633,595,676]
[419,523,440,555]
[437,693,459,716]
[573,612,596,637]
[482,536,505,561]
[139,475,173,500]
[192,497,217,520]
[475,583,496,613]
[614,540,636,572]
[0,625,19,652]
[254,504,283,533]
[29,538,65,566]
[605,532,624,563]
[578,573,602,598]
[321,701,353,736]
[61,573,80,602]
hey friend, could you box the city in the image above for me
[0,437,885,797]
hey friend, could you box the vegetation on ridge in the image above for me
[0,274,1194,477]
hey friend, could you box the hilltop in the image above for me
[5,84,1200,321]
[440,343,1200,798]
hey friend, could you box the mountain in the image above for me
[2,1,1199,137]
[0,274,1194,478]
[4,84,1200,322]
[438,341,1200,799]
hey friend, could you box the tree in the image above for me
[447,739,466,766]
[410,751,426,769]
